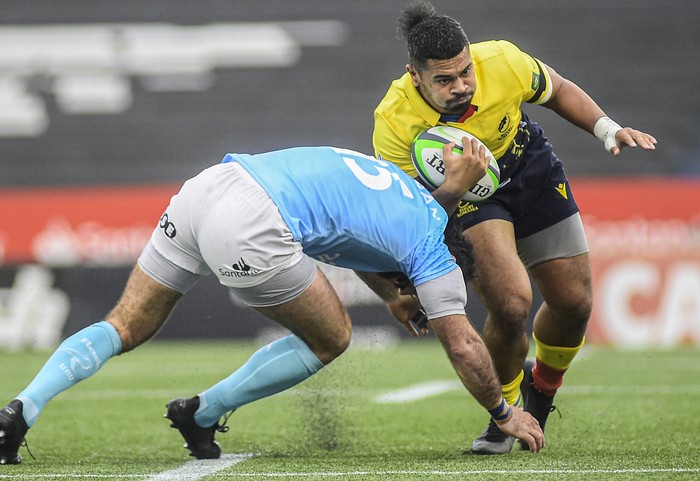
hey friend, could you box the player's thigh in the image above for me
[254,267,351,364]
[464,219,532,320]
[520,212,592,316]
[529,252,592,318]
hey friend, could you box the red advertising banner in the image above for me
[1,178,699,346]
[571,178,700,347]
[0,184,178,266]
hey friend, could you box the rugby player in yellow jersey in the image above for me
[373,1,657,455]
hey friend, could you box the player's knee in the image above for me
[315,340,349,365]
[567,290,593,325]
[313,320,351,365]
[487,293,532,336]
[550,284,593,326]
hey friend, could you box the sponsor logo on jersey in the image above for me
[498,115,511,133]
[457,201,479,217]
[497,114,514,141]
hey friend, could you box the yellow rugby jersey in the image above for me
[373,40,552,177]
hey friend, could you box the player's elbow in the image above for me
[442,333,483,366]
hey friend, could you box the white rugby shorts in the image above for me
[138,162,316,307]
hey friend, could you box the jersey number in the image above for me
[334,147,414,199]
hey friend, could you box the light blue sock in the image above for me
[195,335,324,427]
[17,320,122,427]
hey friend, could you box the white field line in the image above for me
[373,381,460,403]
[141,453,255,481]
[1,467,698,478]
[1,383,699,405]
[0,454,256,480]
[373,381,700,403]
[2,383,699,404]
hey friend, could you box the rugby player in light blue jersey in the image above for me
[0,144,543,465]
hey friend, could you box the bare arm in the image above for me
[542,65,657,156]
[429,313,502,407]
[353,271,427,337]
[429,313,545,452]
[541,65,606,133]
[354,270,401,302]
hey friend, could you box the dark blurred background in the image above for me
[1,0,698,187]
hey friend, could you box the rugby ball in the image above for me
[411,126,500,202]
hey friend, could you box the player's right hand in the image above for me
[495,406,545,453]
[441,138,490,196]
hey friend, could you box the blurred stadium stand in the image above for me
[1,0,698,186]
[1,1,698,347]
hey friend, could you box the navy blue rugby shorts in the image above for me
[451,114,580,239]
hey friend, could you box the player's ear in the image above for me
[406,64,420,86]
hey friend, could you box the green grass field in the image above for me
[1,340,699,480]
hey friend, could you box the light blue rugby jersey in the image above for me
[222,146,457,286]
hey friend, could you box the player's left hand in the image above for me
[611,127,657,156]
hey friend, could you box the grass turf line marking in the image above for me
[374,381,700,403]
[3,384,698,403]
[373,381,461,403]
[142,453,255,481]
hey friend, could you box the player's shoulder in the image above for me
[471,39,525,63]
[374,73,414,116]
[373,73,429,164]
[471,39,542,89]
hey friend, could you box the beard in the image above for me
[443,95,471,114]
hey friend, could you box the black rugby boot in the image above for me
[165,396,229,459]
[0,400,29,465]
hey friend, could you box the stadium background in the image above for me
[1,0,698,348]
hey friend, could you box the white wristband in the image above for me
[593,116,623,152]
